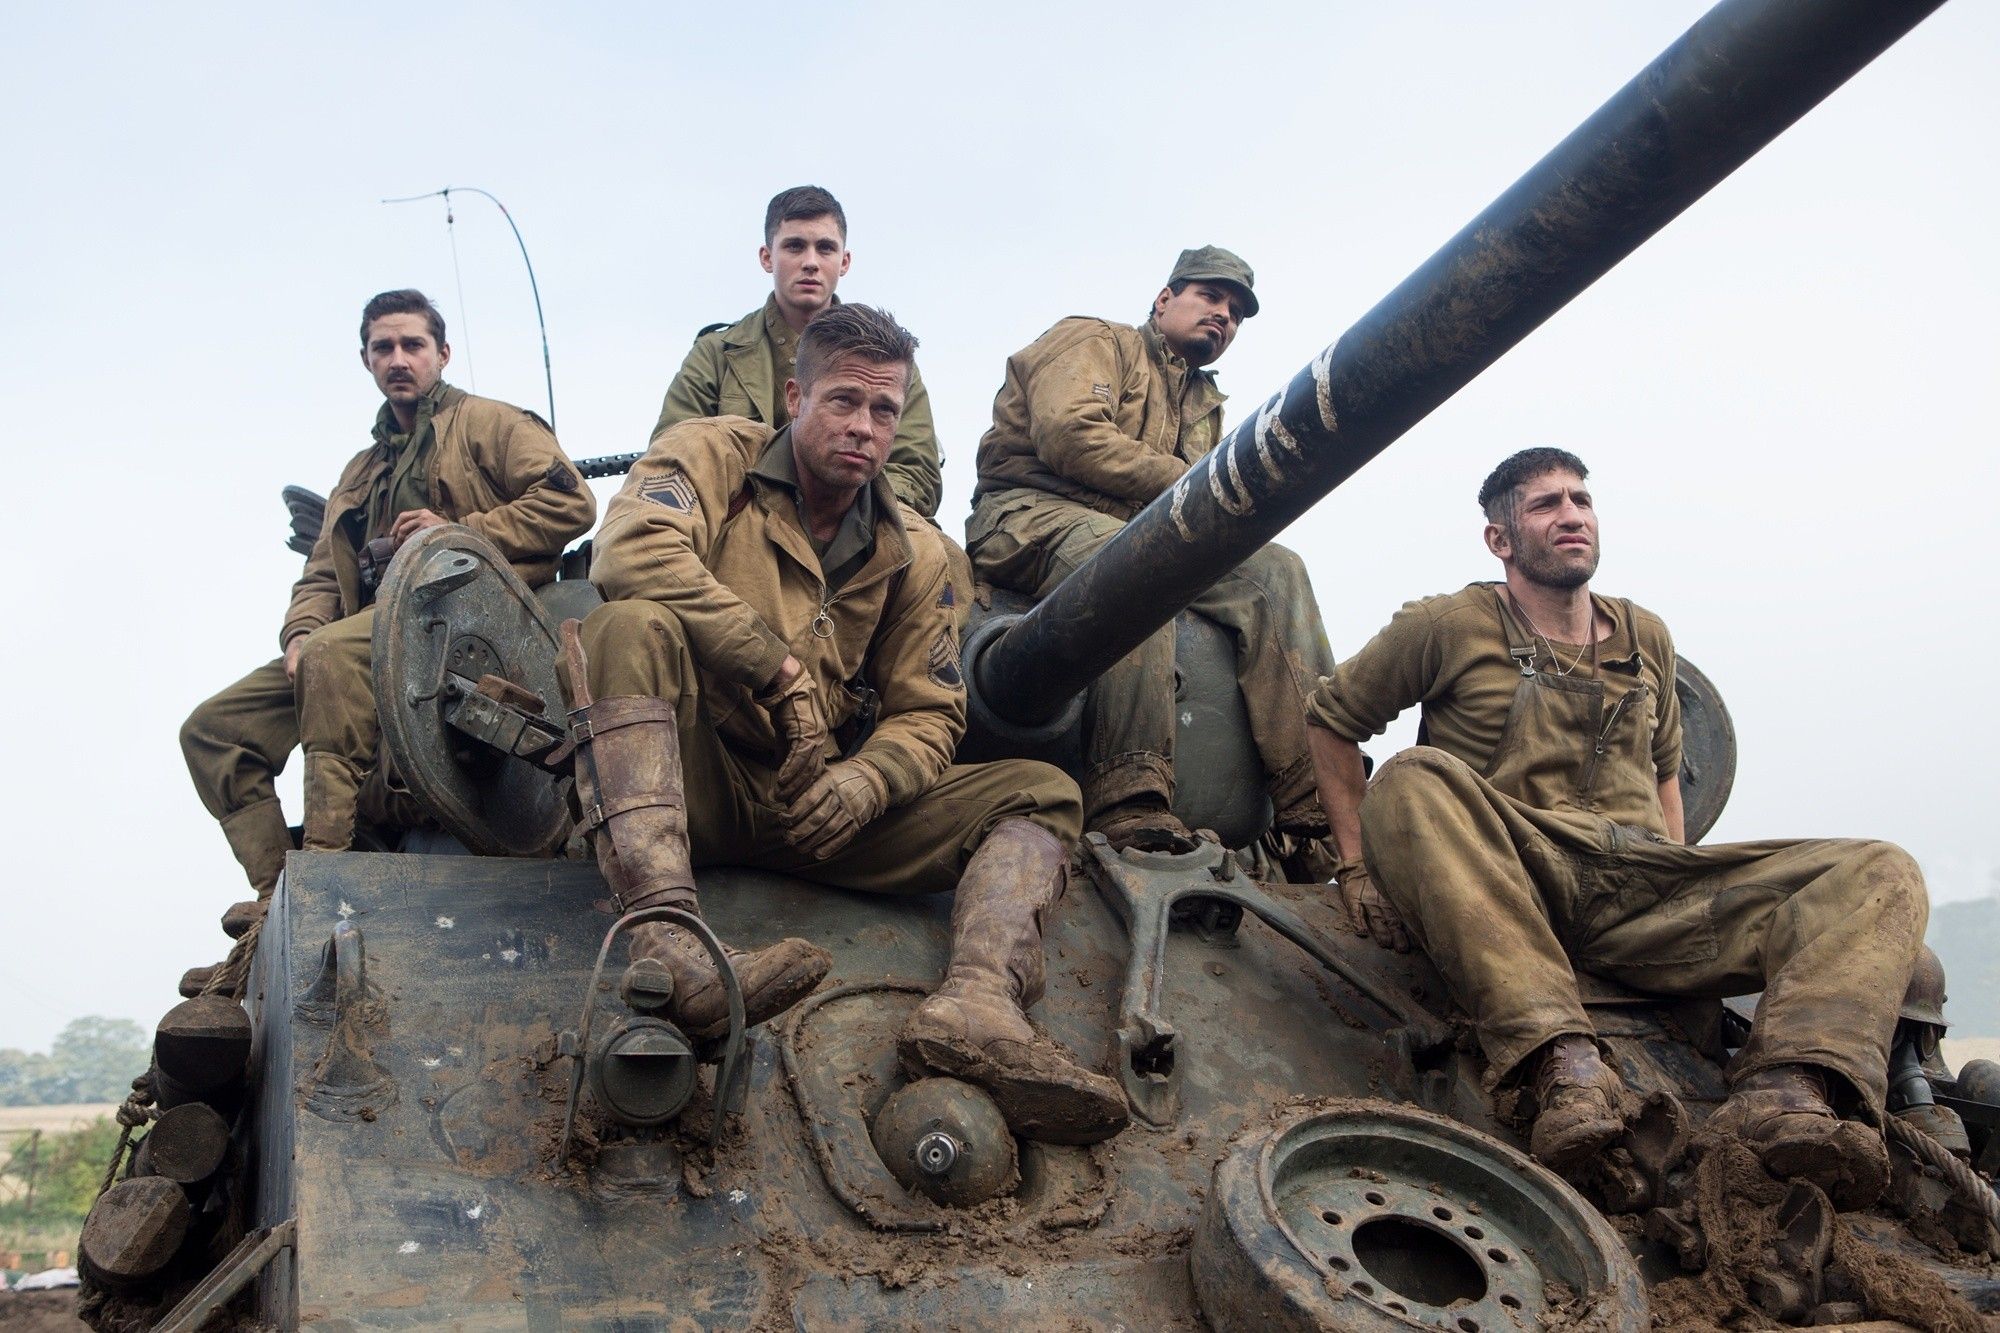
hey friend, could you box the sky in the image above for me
[0,3,1993,1051]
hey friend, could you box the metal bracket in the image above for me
[443,679,570,765]
[1081,832,1454,1128]
[151,1217,296,1332]
[558,908,749,1165]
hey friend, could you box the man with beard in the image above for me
[180,289,596,914]
[967,248,1337,856]
[572,303,1127,1146]
[1303,447,1927,1208]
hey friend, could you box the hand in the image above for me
[779,760,886,860]
[284,637,305,684]
[759,664,830,805]
[390,508,448,547]
[1338,860,1411,953]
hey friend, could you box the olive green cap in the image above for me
[1166,245,1258,317]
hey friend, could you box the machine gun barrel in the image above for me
[970,0,1943,729]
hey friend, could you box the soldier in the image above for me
[1305,447,1927,1206]
[573,303,1127,1145]
[653,185,943,519]
[967,248,1338,854]
[181,289,597,903]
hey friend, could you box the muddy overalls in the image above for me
[1360,589,1926,1115]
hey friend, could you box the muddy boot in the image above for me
[1707,1065,1891,1210]
[1527,1034,1631,1178]
[301,752,364,852]
[1089,797,1197,854]
[571,688,827,1043]
[220,797,291,898]
[898,819,1130,1144]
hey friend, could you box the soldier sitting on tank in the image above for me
[1303,446,1928,1207]
[180,289,597,915]
[569,302,1129,1145]
[654,185,943,522]
[965,247,1339,856]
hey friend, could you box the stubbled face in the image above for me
[362,313,449,409]
[786,353,908,495]
[761,215,850,322]
[1490,469,1600,590]
[1152,281,1245,368]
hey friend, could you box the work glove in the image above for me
[780,760,887,861]
[758,670,831,805]
[1337,859,1411,954]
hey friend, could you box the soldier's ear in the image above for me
[1154,287,1173,317]
[1483,521,1512,561]
[785,377,802,419]
[760,245,776,275]
[438,341,451,370]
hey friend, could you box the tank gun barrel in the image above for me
[970,0,1943,730]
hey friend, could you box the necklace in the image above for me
[1510,595,1596,678]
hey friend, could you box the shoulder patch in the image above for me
[928,625,963,690]
[637,466,699,514]
[543,459,580,493]
[937,581,956,610]
[1091,382,1113,401]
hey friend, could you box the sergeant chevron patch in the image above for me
[637,466,699,514]
[928,626,963,689]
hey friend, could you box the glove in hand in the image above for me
[1337,859,1412,953]
[780,760,887,860]
[759,670,831,805]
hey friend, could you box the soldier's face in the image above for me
[1488,470,1600,590]
[1153,281,1245,368]
[362,313,450,408]
[761,215,850,320]
[785,354,907,496]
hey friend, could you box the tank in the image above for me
[81,1,2000,1328]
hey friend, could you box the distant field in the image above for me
[0,1106,117,1137]
[1943,1036,2000,1069]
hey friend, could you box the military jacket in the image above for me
[971,316,1226,520]
[281,385,596,648]
[591,416,964,807]
[652,295,944,519]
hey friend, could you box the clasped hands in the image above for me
[760,662,884,859]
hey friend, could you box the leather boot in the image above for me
[220,797,291,898]
[1707,1064,1890,1210]
[573,693,827,1042]
[898,819,1130,1144]
[302,752,364,852]
[1089,797,1197,854]
[1527,1034,1631,1177]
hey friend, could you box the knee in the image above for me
[1011,761,1084,842]
[1244,542,1313,592]
[295,620,368,679]
[1848,840,1930,928]
[1361,747,1478,837]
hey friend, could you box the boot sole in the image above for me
[1761,1129,1890,1211]
[900,1033,1129,1146]
[1531,1114,1626,1179]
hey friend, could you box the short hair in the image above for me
[1478,447,1589,526]
[360,289,447,349]
[764,185,847,247]
[794,304,917,394]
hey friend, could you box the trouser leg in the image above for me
[1187,543,1337,825]
[1575,837,1928,1118]
[1360,747,1594,1084]
[574,598,828,1038]
[294,610,380,851]
[181,659,299,890]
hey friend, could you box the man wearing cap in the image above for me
[967,249,1338,854]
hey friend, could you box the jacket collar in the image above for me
[748,427,909,592]
[1142,318,1226,413]
[371,379,459,447]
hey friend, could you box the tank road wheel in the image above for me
[1193,1099,1646,1333]
[1674,656,1736,844]
[372,523,573,856]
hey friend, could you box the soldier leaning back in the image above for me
[571,302,1128,1145]
[1306,447,1927,1208]
[180,290,596,902]
[967,247,1338,854]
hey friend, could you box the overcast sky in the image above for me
[1,3,1992,1051]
